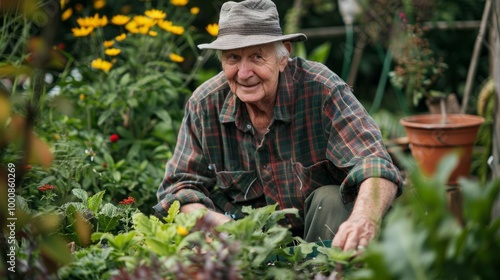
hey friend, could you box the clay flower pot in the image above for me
[400,114,484,185]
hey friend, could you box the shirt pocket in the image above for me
[215,170,261,203]
[292,160,339,199]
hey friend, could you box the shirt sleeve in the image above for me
[323,83,403,201]
[153,99,216,217]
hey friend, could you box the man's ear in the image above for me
[279,41,293,72]
[284,41,292,54]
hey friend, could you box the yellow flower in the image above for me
[79,94,85,101]
[111,15,130,25]
[98,15,108,27]
[170,0,188,6]
[169,25,185,35]
[105,48,121,56]
[53,134,60,140]
[72,26,94,37]
[145,9,166,20]
[61,8,72,21]
[148,30,158,37]
[93,0,106,10]
[115,33,127,41]
[125,21,139,34]
[169,53,185,63]
[190,7,200,15]
[91,58,112,72]
[139,26,149,34]
[133,15,155,27]
[103,40,114,48]
[158,20,172,31]
[77,14,107,28]
[176,226,188,236]
[206,23,219,37]
[76,16,94,27]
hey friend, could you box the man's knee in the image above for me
[303,185,354,242]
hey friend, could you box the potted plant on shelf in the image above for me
[389,16,484,186]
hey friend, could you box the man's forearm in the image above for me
[351,177,398,222]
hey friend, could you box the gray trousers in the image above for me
[303,185,354,242]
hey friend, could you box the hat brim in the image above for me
[197,33,307,50]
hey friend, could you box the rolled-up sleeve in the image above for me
[153,100,216,217]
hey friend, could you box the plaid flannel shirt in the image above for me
[154,57,403,229]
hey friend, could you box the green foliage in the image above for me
[354,153,500,279]
[55,201,359,280]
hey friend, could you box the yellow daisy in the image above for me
[111,15,130,25]
[169,53,185,63]
[61,8,72,21]
[206,23,219,37]
[91,58,112,72]
[72,26,94,37]
[170,0,188,6]
[103,40,114,48]
[115,33,127,41]
[190,7,200,15]
[145,9,166,20]
[104,48,121,56]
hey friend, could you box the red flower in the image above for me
[119,196,135,205]
[25,165,32,171]
[109,133,119,143]
[38,184,55,192]
[102,163,107,168]
[57,43,65,50]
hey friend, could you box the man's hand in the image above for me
[180,203,232,232]
[331,214,378,251]
[332,177,397,251]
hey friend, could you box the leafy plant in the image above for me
[354,153,500,279]
[389,14,448,107]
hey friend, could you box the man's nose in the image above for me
[237,60,253,80]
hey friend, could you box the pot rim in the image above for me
[400,113,484,129]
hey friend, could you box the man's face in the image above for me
[221,43,288,105]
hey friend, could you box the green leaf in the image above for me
[112,171,121,182]
[105,231,137,251]
[132,212,156,236]
[126,142,142,160]
[156,110,173,124]
[308,42,332,64]
[72,189,88,204]
[97,214,120,232]
[88,191,105,215]
[145,238,175,256]
[97,109,115,126]
[99,203,120,217]
[164,200,180,224]
[119,73,130,86]
[103,153,115,166]
[38,175,56,186]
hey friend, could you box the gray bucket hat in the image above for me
[198,0,307,50]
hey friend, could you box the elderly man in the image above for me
[154,0,402,252]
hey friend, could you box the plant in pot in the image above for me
[389,17,484,186]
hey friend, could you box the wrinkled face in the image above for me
[221,43,288,105]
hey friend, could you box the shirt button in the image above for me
[261,164,267,169]
[246,124,252,129]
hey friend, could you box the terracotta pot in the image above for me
[400,114,484,185]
